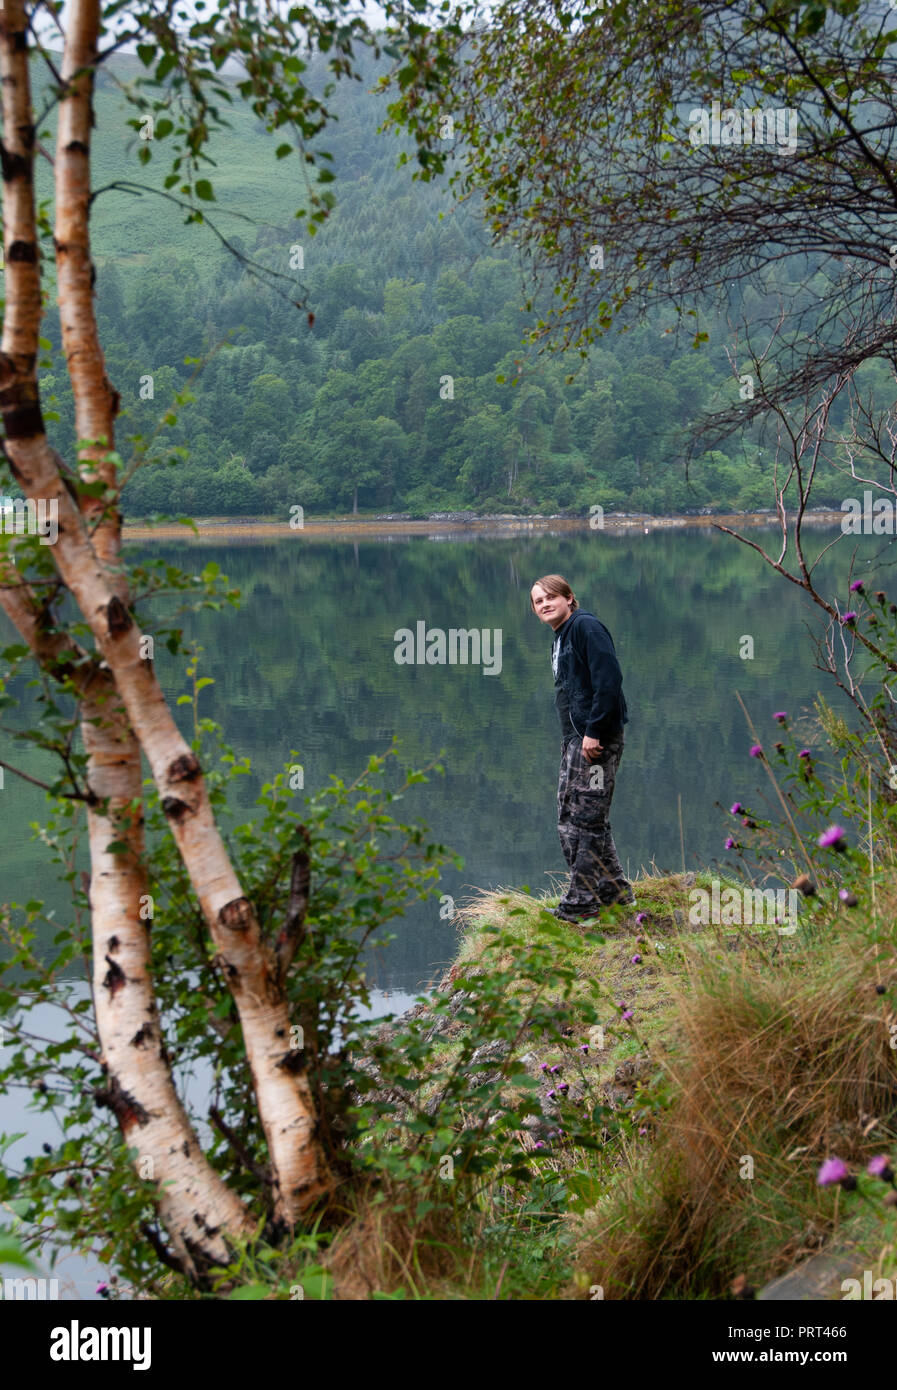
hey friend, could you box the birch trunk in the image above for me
[53,0,122,577]
[80,676,258,1278]
[50,11,256,1273]
[0,0,328,1235]
[0,0,255,1273]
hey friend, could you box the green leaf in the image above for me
[195,180,215,201]
[276,144,293,159]
[137,44,156,67]
[0,1235,36,1270]
[156,52,177,83]
[228,1283,271,1300]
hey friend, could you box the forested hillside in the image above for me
[34,49,878,519]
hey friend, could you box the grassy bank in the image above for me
[314,870,897,1300]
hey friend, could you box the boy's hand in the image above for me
[582,735,603,762]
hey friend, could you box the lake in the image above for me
[2,521,893,986]
[1,520,893,1295]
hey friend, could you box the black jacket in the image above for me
[552,608,629,741]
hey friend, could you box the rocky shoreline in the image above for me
[122,508,846,541]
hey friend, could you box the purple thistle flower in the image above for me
[749,744,763,758]
[725,837,736,850]
[841,611,857,624]
[96,1282,109,1297]
[638,1126,648,1137]
[817,1156,850,1187]
[798,748,811,759]
[559,1083,570,1094]
[849,580,864,593]
[867,1155,894,1182]
[773,711,787,723]
[546,1089,557,1100]
[579,1044,589,1054]
[534,1140,546,1150]
[622,1010,634,1022]
[539,1063,549,1072]
[635,912,647,925]
[818,825,846,850]
[631,953,642,964]
[549,1064,561,1074]
[730,802,743,815]
[617,1001,628,1011]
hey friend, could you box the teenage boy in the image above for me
[530,573,634,923]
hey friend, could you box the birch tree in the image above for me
[0,0,420,1285]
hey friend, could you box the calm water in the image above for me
[2,523,895,987]
[2,521,895,1295]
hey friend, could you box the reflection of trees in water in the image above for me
[1,529,866,986]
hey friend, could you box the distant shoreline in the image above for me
[121,509,846,541]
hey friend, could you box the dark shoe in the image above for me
[552,906,601,925]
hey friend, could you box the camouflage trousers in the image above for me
[556,731,631,916]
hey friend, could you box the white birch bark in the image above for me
[0,0,328,1240]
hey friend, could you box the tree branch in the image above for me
[274,827,312,986]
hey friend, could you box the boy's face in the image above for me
[531,585,573,629]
